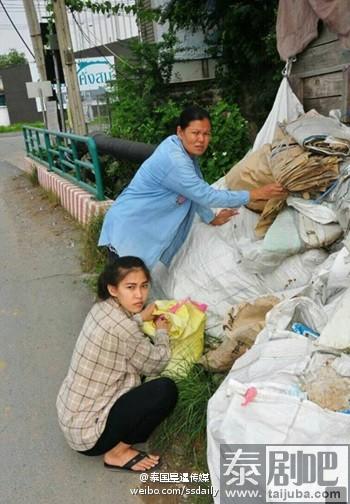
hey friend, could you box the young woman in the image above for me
[56,256,177,472]
[98,105,287,268]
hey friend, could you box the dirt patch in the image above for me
[1,172,82,257]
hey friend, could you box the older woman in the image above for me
[99,105,286,268]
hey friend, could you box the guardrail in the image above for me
[22,126,105,201]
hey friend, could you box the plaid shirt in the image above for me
[56,297,170,451]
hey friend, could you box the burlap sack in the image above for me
[255,128,339,237]
[270,128,339,191]
[254,199,286,238]
[225,144,274,212]
[200,296,280,372]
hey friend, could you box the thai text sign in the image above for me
[76,57,115,91]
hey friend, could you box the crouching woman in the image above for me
[56,256,177,472]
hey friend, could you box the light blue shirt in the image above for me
[98,135,250,268]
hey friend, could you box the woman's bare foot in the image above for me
[104,442,160,471]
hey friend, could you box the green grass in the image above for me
[0,121,44,133]
[89,115,109,125]
[42,188,61,206]
[149,365,225,503]
[80,212,107,274]
[150,365,225,466]
[25,165,39,187]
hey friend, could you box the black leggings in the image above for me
[80,377,178,456]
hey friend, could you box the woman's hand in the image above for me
[210,208,239,226]
[155,315,169,331]
[250,183,287,201]
[140,303,156,322]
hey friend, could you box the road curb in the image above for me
[23,156,112,225]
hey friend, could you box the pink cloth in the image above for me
[168,298,208,314]
[277,0,350,61]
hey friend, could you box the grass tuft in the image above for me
[80,212,107,273]
[28,166,39,186]
[150,364,225,471]
[0,121,44,134]
[42,188,61,206]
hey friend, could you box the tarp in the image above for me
[277,0,350,61]
[207,274,350,502]
[252,78,304,151]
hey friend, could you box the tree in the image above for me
[0,49,27,69]
[61,1,282,131]
[160,0,282,131]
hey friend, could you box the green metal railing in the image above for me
[22,126,105,201]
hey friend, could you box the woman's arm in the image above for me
[162,151,250,209]
[162,149,287,209]
[123,317,171,376]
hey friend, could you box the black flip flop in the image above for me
[104,450,161,472]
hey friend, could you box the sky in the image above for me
[0,0,48,63]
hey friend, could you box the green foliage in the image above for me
[62,0,140,16]
[160,0,283,128]
[133,100,185,145]
[201,101,249,184]
[109,35,184,144]
[0,49,27,69]
[62,0,161,20]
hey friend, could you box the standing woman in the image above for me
[99,105,286,268]
[56,256,177,472]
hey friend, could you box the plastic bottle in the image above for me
[291,322,320,340]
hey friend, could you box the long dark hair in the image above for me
[97,256,151,300]
[178,105,211,130]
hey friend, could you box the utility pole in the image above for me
[22,0,48,125]
[22,0,47,81]
[52,0,86,135]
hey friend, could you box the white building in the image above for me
[67,0,215,84]
[139,0,216,83]
[68,0,138,51]
[0,76,10,126]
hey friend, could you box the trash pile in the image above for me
[152,89,350,501]
[207,278,350,500]
[153,109,350,339]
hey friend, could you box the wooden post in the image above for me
[342,65,350,123]
[52,0,86,135]
[22,0,47,82]
[22,0,49,126]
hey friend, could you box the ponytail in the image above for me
[97,269,112,300]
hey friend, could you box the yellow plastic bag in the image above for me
[143,299,207,377]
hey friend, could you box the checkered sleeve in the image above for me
[122,318,171,376]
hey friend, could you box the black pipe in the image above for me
[91,132,156,164]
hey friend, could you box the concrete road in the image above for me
[0,133,142,504]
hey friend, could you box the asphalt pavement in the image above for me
[0,133,142,504]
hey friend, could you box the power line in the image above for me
[0,0,35,57]
[0,25,29,29]
[71,11,133,79]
